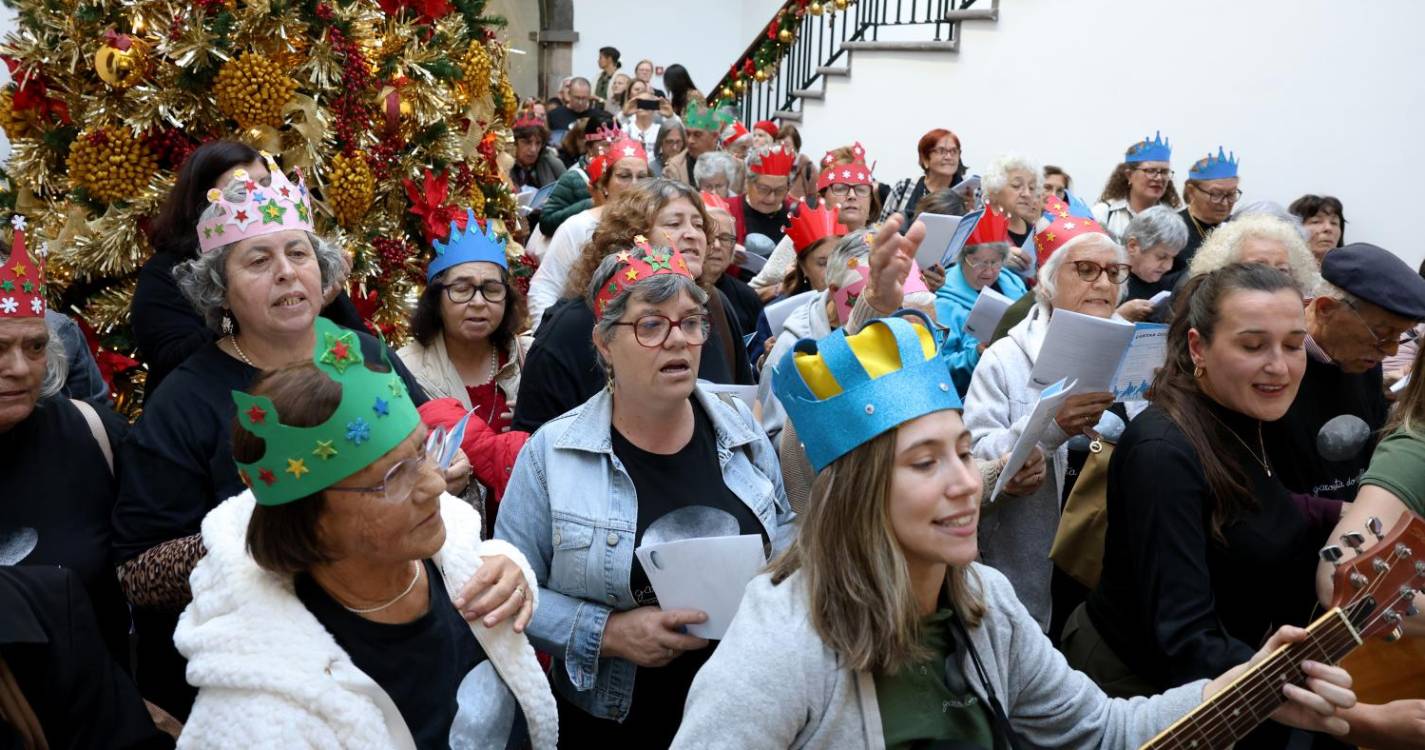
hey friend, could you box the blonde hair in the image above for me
[769,427,984,673]
[1186,213,1320,291]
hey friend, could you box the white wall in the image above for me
[569,0,783,98]
[795,0,1425,269]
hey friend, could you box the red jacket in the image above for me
[418,398,528,508]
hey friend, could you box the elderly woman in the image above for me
[114,159,439,716]
[1091,133,1181,241]
[526,138,651,327]
[494,241,794,746]
[650,120,686,178]
[510,117,566,191]
[1186,213,1320,292]
[932,208,1030,395]
[0,223,130,665]
[699,192,763,333]
[962,216,1129,632]
[176,318,556,748]
[513,180,754,434]
[692,150,737,198]
[982,154,1043,279]
[1117,204,1190,319]
[1288,194,1347,264]
[879,127,968,224]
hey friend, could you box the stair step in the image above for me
[842,39,959,53]
[790,88,824,100]
[945,7,998,21]
[773,110,802,123]
[816,66,849,77]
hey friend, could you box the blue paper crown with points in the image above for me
[772,311,962,473]
[1188,147,1239,181]
[1124,131,1171,164]
[427,208,509,282]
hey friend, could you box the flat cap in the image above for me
[1321,243,1425,320]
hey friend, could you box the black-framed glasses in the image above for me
[330,428,443,504]
[1133,167,1174,180]
[827,183,872,198]
[445,279,508,304]
[1070,260,1131,284]
[612,313,711,348]
[1194,186,1243,205]
[929,146,960,158]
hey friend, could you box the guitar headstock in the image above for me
[1324,513,1425,642]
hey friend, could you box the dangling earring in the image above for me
[1193,364,1204,378]
[605,368,615,392]
[221,310,233,336]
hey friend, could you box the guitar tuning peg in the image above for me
[1407,605,1420,618]
[1341,531,1367,552]
[1350,571,1368,589]
[1367,516,1385,541]
[1385,627,1403,643]
[1319,545,1345,566]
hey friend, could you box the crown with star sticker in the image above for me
[784,200,848,254]
[592,237,695,317]
[0,215,43,319]
[196,152,314,254]
[231,317,421,507]
[1124,131,1172,163]
[1034,194,1109,264]
[748,144,796,178]
[1188,146,1239,181]
[816,142,875,192]
[427,208,509,282]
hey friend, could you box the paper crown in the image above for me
[512,115,547,130]
[196,152,314,254]
[231,318,421,507]
[700,191,730,214]
[720,119,750,149]
[964,205,1011,249]
[772,311,961,472]
[0,216,43,319]
[831,254,928,326]
[592,237,695,317]
[816,143,875,192]
[427,208,508,282]
[748,144,796,177]
[1124,131,1171,163]
[753,120,779,137]
[1189,147,1239,180]
[784,200,847,254]
[1035,195,1109,265]
[683,101,727,132]
[584,122,622,143]
[589,138,650,185]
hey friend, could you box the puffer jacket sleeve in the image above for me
[537,170,591,236]
[418,398,528,503]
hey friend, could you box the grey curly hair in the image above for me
[588,248,709,381]
[173,179,346,333]
[39,326,66,399]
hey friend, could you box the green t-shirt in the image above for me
[874,608,995,750]
[1359,427,1425,516]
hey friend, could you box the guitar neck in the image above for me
[1139,608,1362,750]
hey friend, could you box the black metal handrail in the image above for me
[711,0,980,125]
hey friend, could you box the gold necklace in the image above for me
[334,560,423,615]
[1206,410,1272,477]
[1187,210,1211,238]
[228,334,255,367]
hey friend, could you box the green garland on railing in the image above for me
[713,0,855,109]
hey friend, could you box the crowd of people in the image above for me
[2,45,1424,750]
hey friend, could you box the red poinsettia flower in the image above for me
[402,168,469,245]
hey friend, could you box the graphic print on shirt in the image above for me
[632,505,744,606]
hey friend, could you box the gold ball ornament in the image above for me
[327,152,375,229]
[214,52,298,129]
[66,125,160,203]
[94,35,150,89]
[733,78,746,92]
[809,1,823,15]
[754,69,769,82]
[834,0,848,8]
[778,28,793,43]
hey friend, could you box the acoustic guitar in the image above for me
[1138,513,1425,750]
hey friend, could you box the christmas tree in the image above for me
[0,0,530,411]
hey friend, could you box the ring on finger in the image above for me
[514,585,526,600]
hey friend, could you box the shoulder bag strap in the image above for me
[70,399,113,475]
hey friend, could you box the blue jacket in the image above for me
[933,265,1028,396]
[493,385,795,721]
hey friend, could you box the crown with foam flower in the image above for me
[817,142,875,191]
[427,208,508,282]
[1034,194,1109,265]
[231,317,421,507]
[1124,131,1172,163]
[196,152,314,254]
[593,236,695,317]
[1189,147,1239,181]
[748,144,796,178]
[784,200,847,254]
[773,310,961,472]
[0,215,43,319]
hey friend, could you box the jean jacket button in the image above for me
[606,532,619,547]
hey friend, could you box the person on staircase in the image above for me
[880,128,969,225]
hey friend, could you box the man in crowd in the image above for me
[547,77,593,132]
[593,46,621,102]
[660,102,724,189]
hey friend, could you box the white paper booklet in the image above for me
[913,213,964,269]
[634,534,766,640]
[990,377,1074,501]
[962,287,1013,342]
[1108,324,1169,402]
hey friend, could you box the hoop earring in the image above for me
[1193,365,1204,379]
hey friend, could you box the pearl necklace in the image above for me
[228,334,255,367]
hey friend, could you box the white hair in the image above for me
[693,151,738,185]
[1187,213,1320,292]
[982,153,1042,197]
[40,332,66,399]
[826,229,931,310]
[1035,232,1129,307]
[1122,205,1189,253]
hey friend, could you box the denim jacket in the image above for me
[494,385,795,721]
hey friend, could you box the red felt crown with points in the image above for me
[593,237,696,317]
[0,216,43,319]
[965,205,1011,248]
[748,145,796,177]
[816,142,875,192]
[784,200,848,255]
[1034,195,1109,265]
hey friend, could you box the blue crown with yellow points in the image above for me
[1124,131,1171,163]
[1189,147,1239,180]
[772,311,963,473]
[427,208,509,282]
[231,317,421,507]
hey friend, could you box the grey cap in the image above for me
[1320,243,1425,320]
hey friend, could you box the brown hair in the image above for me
[409,265,528,349]
[1151,263,1302,539]
[1386,332,1425,435]
[1097,161,1182,208]
[1288,194,1347,248]
[235,363,344,575]
[769,428,984,673]
[562,179,712,299]
[775,123,802,152]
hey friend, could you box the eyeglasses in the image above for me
[1134,167,1174,180]
[445,279,508,304]
[331,429,443,504]
[930,147,960,158]
[611,313,711,348]
[711,233,737,249]
[964,257,1004,272]
[827,183,872,198]
[1193,186,1243,205]
[1342,299,1403,352]
[749,180,790,198]
[1070,260,1131,284]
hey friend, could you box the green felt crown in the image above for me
[683,101,731,133]
[231,318,421,506]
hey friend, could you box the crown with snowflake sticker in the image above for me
[427,208,509,282]
[1124,131,1171,163]
[592,236,695,317]
[196,151,314,254]
[230,317,420,507]
[748,144,796,178]
[784,200,848,254]
[0,216,43,319]
[1034,195,1109,265]
[816,142,875,192]
[1188,146,1239,181]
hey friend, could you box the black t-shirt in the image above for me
[546,104,592,133]
[296,560,489,749]
[742,202,789,246]
[1008,227,1029,250]
[1265,354,1388,500]
[1,396,130,663]
[715,272,765,335]
[1125,272,1171,303]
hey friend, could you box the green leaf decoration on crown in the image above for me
[683,101,728,132]
[230,318,421,507]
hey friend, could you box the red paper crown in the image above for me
[513,115,547,130]
[1034,195,1109,265]
[720,119,750,149]
[593,237,696,317]
[587,153,609,184]
[748,145,796,177]
[784,201,848,255]
[821,141,869,169]
[753,120,779,137]
[0,216,43,319]
[585,122,622,143]
[700,192,730,214]
[965,205,1011,248]
[606,137,649,165]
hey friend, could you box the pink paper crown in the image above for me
[196,152,315,254]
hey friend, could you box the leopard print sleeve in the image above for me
[117,534,206,611]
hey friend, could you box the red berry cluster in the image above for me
[326,26,373,154]
[368,132,405,182]
[372,235,419,283]
[144,128,198,169]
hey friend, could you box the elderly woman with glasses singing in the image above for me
[492,239,794,747]
[931,207,1029,396]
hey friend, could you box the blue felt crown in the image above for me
[772,311,963,473]
[1124,131,1171,163]
[427,208,509,281]
[1189,147,1239,181]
